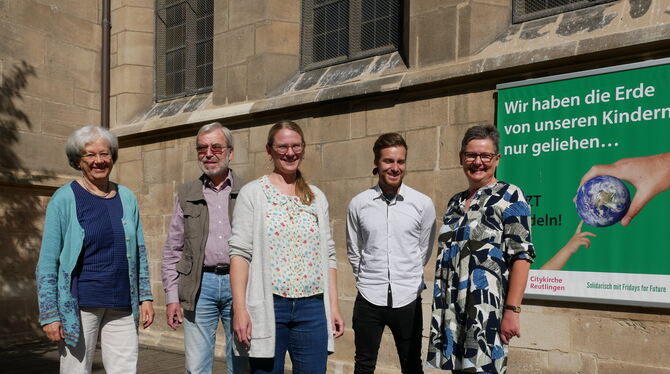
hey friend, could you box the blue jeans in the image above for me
[183,272,249,374]
[250,294,328,374]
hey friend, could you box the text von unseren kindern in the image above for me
[505,105,670,135]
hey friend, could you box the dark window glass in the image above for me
[360,0,393,51]
[513,0,617,23]
[166,71,185,96]
[156,0,214,100]
[301,0,401,71]
[312,0,349,63]
[195,40,213,88]
[196,63,212,89]
[196,14,213,41]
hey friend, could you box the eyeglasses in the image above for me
[196,144,230,155]
[462,152,498,163]
[272,143,304,155]
[81,152,112,161]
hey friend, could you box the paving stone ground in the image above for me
[0,340,227,373]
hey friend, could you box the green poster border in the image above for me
[494,57,670,307]
[497,57,670,90]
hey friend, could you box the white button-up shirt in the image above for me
[346,183,436,308]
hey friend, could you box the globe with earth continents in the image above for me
[575,175,631,227]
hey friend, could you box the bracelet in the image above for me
[503,304,521,313]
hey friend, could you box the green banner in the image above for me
[497,62,670,278]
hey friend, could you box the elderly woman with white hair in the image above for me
[36,125,154,374]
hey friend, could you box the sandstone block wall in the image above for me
[110,0,154,126]
[0,0,100,345]
[212,0,300,105]
[3,1,670,373]
[113,1,670,373]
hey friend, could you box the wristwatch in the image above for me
[504,304,521,313]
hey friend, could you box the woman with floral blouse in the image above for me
[229,121,344,374]
[427,125,536,374]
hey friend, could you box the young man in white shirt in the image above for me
[346,133,436,374]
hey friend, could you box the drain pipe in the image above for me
[101,0,111,128]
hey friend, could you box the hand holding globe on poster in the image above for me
[543,153,670,270]
[575,175,631,227]
[579,152,670,226]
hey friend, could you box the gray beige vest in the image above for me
[174,171,247,311]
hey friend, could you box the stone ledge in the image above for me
[111,20,670,141]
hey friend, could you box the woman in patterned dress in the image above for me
[427,125,536,374]
[229,121,344,374]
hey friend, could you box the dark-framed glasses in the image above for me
[273,143,304,155]
[462,152,498,163]
[196,144,229,155]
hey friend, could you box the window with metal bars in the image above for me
[512,0,617,23]
[155,0,213,101]
[301,0,402,71]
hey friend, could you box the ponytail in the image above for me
[295,169,315,205]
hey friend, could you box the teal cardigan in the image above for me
[36,182,153,346]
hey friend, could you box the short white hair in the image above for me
[65,125,118,170]
[197,122,234,148]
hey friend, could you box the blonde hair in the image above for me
[267,121,314,205]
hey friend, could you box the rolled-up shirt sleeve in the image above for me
[161,196,185,305]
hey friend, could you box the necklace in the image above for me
[80,179,112,198]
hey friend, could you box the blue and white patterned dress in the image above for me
[427,181,535,374]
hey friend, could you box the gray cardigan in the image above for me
[229,178,337,358]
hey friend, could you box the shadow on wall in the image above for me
[0,61,56,346]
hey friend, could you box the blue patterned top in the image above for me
[427,181,535,374]
[71,181,131,308]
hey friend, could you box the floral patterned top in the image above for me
[427,181,535,374]
[262,175,324,298]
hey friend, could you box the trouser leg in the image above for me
[287,295,328,374]
[250,295,290,374]
[99,308,138,374]
[59,307,103,374]
[387,296,424,374]
[219,274,249,374]
[353,293,386,374]
[184,272,219,374]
